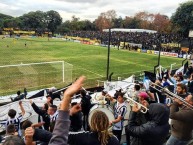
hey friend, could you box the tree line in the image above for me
[0,0,192,37]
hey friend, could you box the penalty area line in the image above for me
[81,68,104,77]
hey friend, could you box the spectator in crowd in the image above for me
[69,102,83,132]
[22,120,46,130]
[24,109,119,145]
[0,101,25,136]
[132,84,141,101]
[2,136,25,145]
[11,90,25,102]
[29,99,50,131]
[176,75,188,85]
[126,102,170,145]
[162,77,170,87]
[68,110,119,145]
[46,95,53,106]
[65,31,183,51]
[47,105,58,132]
[1,124,18,143]
[188,73,193,93]
[110,92,127,142]
[166,94,193,145]
[138,92,149,103]
[25,76,86,145]
[24,88,27,99]
[22,120,52,145]
[168,72,177,92]
[175,83,188,98]
[125,92,150,144]
[80,89,91,131]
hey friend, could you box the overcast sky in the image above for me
[0,0,188,21]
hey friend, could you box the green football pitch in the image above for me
[0,36,183,95]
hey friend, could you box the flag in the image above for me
[144,71,156,82]
[171,68,178,75]
[183,61,188,74]
[175,66,184,75]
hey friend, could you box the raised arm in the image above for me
[19,101,25,116]
[49,76,85,145]
[169,100,193,122]
[29,100,45,116]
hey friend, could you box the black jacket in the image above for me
[81,95,91,115]
[126,103,170,145]
[68,131,120,145]
[33,122,119,145]
[149,86,166,103]
[34,128,52,144]
[70,111,83,132]
[31,102,50,131]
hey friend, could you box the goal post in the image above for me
[0,61,73,94]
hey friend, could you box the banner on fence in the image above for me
[161,52,178,57]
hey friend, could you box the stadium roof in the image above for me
[103,28,157,33]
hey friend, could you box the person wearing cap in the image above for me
[138,92,149,103]
[129,92,150,126]
[126,101,170,145]
[125,92,150,144]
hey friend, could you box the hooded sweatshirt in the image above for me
[126,103,170,145]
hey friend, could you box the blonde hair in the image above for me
[90,111,113,145]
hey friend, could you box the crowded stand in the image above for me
[65,30,184,53]
[0,60,193,145]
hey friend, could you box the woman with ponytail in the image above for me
[68,110,120,145]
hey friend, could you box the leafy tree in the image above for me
[81,20,96,31]
[135,11,152,29]
[0,13,13,28]
[0,13,13,20]
[95,10,117,31]
[3,18,21,28]
[171,1,193,36]
[56,22,71,34]
[153,14,171,33]
[113,17,123,28]
[46,10,62,34]
[70,15,80,30]
[19,11,46,30]
[124,16,141,29]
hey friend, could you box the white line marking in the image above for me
[79,68,104,77]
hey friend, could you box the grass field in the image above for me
[0,36,183,95]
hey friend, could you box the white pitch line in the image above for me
[110,57,152,68]
[81,68,104,77]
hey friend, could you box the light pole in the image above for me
[154,34,161,74]
[106,28,111,80]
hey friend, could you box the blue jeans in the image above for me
[166,135,189,145]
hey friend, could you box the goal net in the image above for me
[0,61,73,94]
